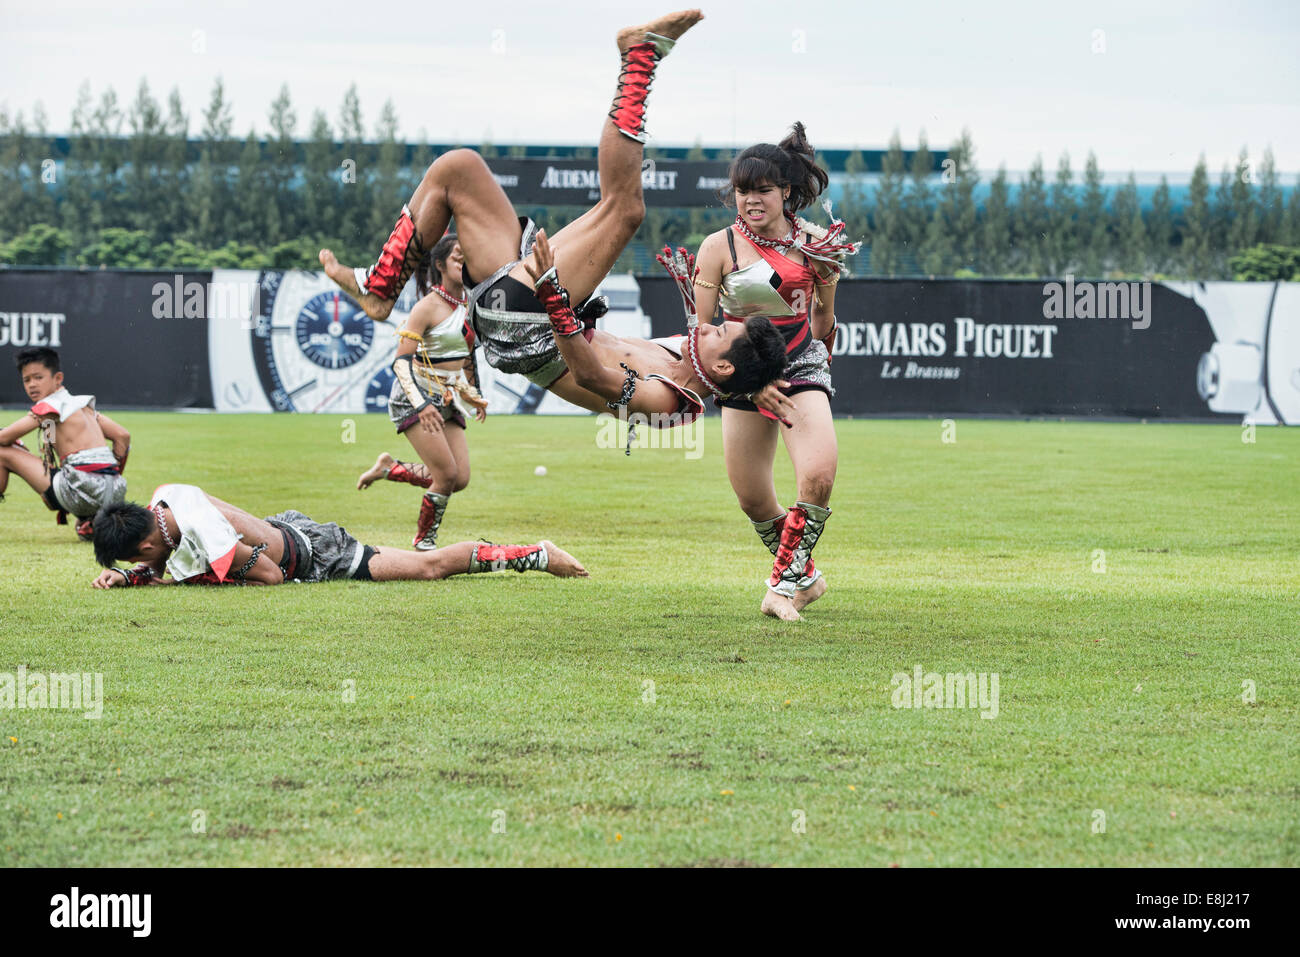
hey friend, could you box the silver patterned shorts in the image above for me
[473,303,569,386]
[387,381,467,432]
[464,217,570,386]
[264,510,367,582]
[51,448,127,518]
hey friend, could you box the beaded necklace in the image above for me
[152,504,178,550]
[733,212,797,250]
[685,327,726,398]
[429,285,466,308]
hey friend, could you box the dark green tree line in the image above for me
[2,84,1298,279]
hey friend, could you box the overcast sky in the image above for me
[3,0,1298,176]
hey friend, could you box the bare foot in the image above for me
[793,576,827,612]
[541,540,589,578]
[318,249,395,321]
[761,589,802,621]
[357,452,396,490]
[617,8,703,53]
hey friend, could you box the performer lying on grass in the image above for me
[0,346,130,539]
[89,483,586,588]
[318,8,795,428]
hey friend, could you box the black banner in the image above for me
[3,269,1286,421]
[0,866,1285,943]
[643,276,1249,420]
[0,270,213,408]
[487,158,730,207]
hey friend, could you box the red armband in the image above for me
[532,267,581,337]
[819,321,837,363]
[121,565,156,587]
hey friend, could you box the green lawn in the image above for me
[1,412,1296,866]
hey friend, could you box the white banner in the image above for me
[206,270,648,417]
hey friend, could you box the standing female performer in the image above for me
[681,123,860,621]
[356,234,487,550]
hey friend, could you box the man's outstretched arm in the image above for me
[524,229,681,417]
[92,554,170,589]
[524,229,627,401]
[0,413,38,446]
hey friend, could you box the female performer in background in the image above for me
[356,234,487,550]
[680,123,859,621]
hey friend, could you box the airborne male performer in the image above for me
[319,9,795,427]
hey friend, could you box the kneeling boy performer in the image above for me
[0,347,130,539]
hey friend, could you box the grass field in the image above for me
[1,412,1297,867]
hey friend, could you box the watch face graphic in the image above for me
[252,272,411,413]
[295,291,373,369]
[365,367,397,413]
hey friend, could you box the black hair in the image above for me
[14,346,59,374]
[722,122,829,213]
[416,232,460,298]
[719,317,788,395]
[92,502,154,567]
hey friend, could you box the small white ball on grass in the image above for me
[535,465,547,476]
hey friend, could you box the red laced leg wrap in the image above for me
[768,507,808,597]
[358,205,425,301]
[468,543,548,573]
[387,460,433,489]
[608,42,660,143]
[753,512,817,588]
[768,502,831,597]
[413,491,448,550]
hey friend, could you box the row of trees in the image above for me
[2,80,1298,279]
[838,131,1300,279]
[0,79,426,270]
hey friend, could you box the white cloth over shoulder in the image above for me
[30,387,95,422]
[647,335,684,357]
[149,483,242,582]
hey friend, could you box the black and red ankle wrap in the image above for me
[356,205,426,301]
[468,543,548,573]
[532,267,581,337]
[767,502,832,598]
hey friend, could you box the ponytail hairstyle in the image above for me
[722,122,829,213]
[416,232,460,298]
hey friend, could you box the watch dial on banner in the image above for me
[295,291,374,369]
[366,367,397,413]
